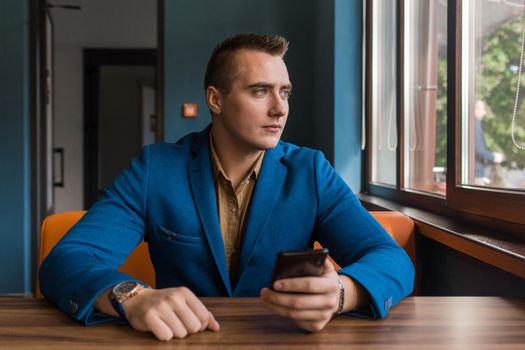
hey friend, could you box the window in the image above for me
[403,0,448,196]
[370,0,398,186]
[461,0,525,190]
[366,0,525,226]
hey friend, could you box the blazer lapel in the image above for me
[233,143,287,290]
[188,128,232,296]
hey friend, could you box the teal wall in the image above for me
[0,0,32,294]
[311,0,335,162]
[334,0,363,192]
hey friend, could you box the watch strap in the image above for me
[110,297,128,323]
[336,278,345,315]
[110,281,148,323]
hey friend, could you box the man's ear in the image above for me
[206,86,222,115]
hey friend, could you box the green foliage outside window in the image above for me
[434,18,525,172]
[478,19,525,169]
[435,57,447,168]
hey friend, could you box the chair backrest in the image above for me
[36,210,415,298]
[35,210,155,298]
[370,211,415,262]
[313,211,416,270]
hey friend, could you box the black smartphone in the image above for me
[271,248,329,286]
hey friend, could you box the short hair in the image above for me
[204,33,289,92]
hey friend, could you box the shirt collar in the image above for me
[209,131,264,182]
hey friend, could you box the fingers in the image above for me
[294,319,330,333]
[322,258,335,274]
[181,290,211,332]
[171,301,206,335]
[207,311,221,331]
[144,314,176,341]
[156,304,188,339]
[273,273,339,294]
[261,288,337,310]
[126,287,220,341]
[260,288,335,333]
[183,290,220,332]
[260,270,341,333]
[262,297,334,321]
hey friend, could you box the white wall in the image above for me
[51,0,156,212]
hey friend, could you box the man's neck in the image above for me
[210,125,263,189]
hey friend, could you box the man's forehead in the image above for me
[232,49,290,84]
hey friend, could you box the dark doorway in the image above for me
[84,49,157,208]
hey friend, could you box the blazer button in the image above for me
[384,297,392,311]
[69,300,78,314]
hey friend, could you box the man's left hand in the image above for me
[260,259,340,332]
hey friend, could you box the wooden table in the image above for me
[0,297,524,349]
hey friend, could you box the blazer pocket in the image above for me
[158,225,204,245]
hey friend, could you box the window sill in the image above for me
[358,193,525,280]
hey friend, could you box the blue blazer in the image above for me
[39,126,414,325]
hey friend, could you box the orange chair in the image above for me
[36,210,415,298]
[314,211,415,270]
[35,211,155,298]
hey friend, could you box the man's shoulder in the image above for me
[145,130,202,157]
[277,140,323,162]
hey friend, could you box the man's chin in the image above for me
[257,138,281,150]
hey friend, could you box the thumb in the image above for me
[323,258,335,274]
[207,311,220,332]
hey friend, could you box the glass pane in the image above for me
[371,0,398,186]
[462,0,525,190]
[403,0,448,196]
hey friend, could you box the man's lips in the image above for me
[263,124,282,130]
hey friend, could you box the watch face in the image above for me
[114,281,139,296]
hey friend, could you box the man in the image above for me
[474,100,504,184]
[40,33,414,341]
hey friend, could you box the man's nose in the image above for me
[269,92,287,117]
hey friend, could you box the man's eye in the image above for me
[253,89,267,97]
[281,90,292,100]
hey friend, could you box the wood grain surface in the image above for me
[0,297,524,349]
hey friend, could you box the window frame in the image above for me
[364,0,525,226]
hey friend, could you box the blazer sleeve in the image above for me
[39,145,151,325]
[312,151,414,319]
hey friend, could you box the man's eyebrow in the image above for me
[247,82,274,89]
[246,82,293,90]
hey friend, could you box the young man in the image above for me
[473,100,504,184]
[40,33,414,341]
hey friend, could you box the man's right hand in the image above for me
[121,287,220,341]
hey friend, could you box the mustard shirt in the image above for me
[209,134,264,279]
